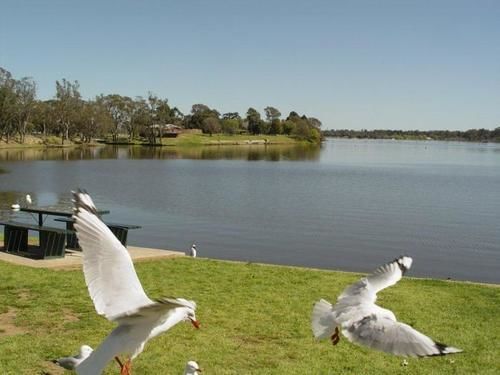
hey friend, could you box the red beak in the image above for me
[190,318,200,329]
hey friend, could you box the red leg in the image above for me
[331,327,340,346]
[120,359,132,375]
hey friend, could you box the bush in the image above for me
[42,136,62,145]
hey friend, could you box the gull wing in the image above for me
[311,298,336,340]
[73,190,152,320]
[111,297,192,324]
[338,256,413,304]
[343,314,462,357]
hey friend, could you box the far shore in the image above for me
[0,133,312,150]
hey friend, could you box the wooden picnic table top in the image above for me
[20,206,110,226]
[54,217,141,229]
[20,207,110,217]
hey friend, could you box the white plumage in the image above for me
[53,345,93,370]
[312,256,463,357]
[184,360,202,375]
[188,244,197,258]
[26,194,32,205]
[72,190,200,375]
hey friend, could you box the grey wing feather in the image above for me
[343,314,462,357]
[53,357,79,370]
[111,297,189,324]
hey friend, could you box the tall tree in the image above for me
[0,68,17,142]
[246,107,261,134]
[101,94,132,142]
[14,77,37,142]
[264,106,281,122]
[55,79,81,143]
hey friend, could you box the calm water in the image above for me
[0,139,499,283]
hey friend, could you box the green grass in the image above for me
[0,258,498,374]
[160,133,304,146]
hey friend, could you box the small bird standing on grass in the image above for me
[52,345,93,370]
[26,194,32,205]
[188,243,197,258]
[311,256,463,357]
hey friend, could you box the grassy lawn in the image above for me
[0,257,498,374]
[160,133,304,146]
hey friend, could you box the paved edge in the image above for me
[0,244,185,269]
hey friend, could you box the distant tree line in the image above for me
[323,128,500,143]
[0,67,322,145]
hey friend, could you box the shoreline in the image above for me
[1,240,498,287]
[0,133,311,150]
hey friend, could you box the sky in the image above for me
[1,0,499,131]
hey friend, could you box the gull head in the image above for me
[185,309,200,329]
[79,345,93,357]
[396,256,413,274]
[185,360,202,374]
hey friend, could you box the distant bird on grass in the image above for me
[188,243,197,258]
[72,190,200,375]
[52,345,93,370]
[311,256,462,357]
[184,361,202,374]
[11,203,20,210]
[26,194,32,205]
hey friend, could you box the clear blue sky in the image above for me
[1,0,499,130]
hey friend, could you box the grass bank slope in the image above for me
[0,258,498,374]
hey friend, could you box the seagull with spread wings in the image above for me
[311,256,462,357]
[72,190,200,375]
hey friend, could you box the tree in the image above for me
[185,103,220,131]
[246,107,261,134]
[13,76,37,142]
[202,117,221,136]
[222,112,241,120]
[32,99,56,136]
[0,67,17,142]
[55,79,82,143]
[146,94,172,144]
[221,118,241,134]
[264,106,281,122]
[101,94,132,142]
[269,118,282,135]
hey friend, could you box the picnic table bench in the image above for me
[0,220,71,259]
[54,217,141,248]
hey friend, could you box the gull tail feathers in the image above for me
[311,299,337,340]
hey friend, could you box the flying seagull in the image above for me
[52,345,93,370]
[72,190,200,375]
[184,360,203,375]
[311,256,462,357]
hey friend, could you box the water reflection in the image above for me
[0,144,320,162]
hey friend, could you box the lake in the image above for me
[0,139,499,283]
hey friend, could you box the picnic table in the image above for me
[20,206,110,226]
[0,220,69,259]
[0,206,109,259]
[54,217,141,248]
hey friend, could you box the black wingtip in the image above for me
[72,189,98,216]
[393,255,411,275]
